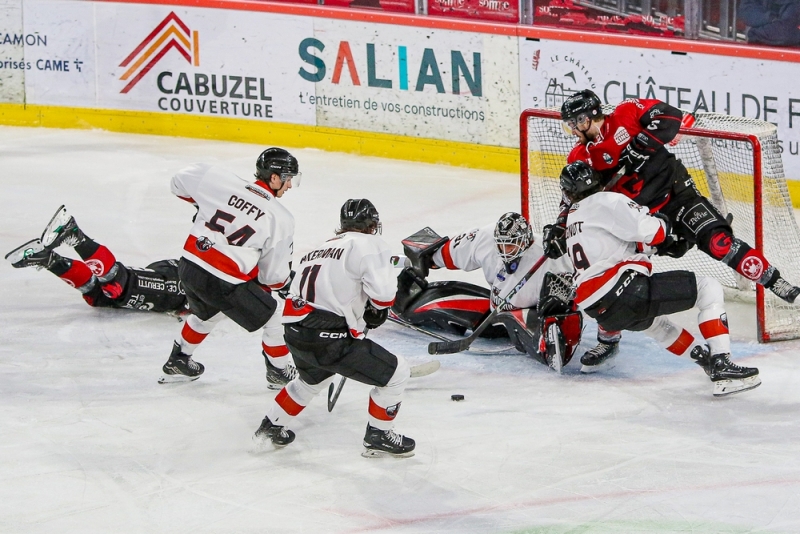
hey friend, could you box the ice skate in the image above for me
[766,275,800,304]
[253,415,295,448]
[159,342,204,384]
[709,353,761,397]
[41,205,86,249]
[264,353,298,390]
[544,321,564,373]
[362,424,415,458]
[689,344,712,376]
[580,341,619,374]
[5,239,56,270]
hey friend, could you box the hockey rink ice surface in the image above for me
[3,126,800,534]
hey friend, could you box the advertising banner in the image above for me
[302,18,519,147]
[519,38,800,179]
[92,4,315,125]
[0,0,27,102]
[427,0,520,24]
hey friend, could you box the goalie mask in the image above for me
[340,198,382,235]
[255,147,301,187]
[559,161,603,203]
[494,212,533,273]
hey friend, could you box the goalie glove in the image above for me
[542,224,567,259]
[363,301,389,329]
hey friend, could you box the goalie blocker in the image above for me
[394,227,582,371]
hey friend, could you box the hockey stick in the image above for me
[327,358,441,412]
[388,313,453,343]
[428,255,548,355]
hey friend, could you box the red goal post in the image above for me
[519,107,800,342]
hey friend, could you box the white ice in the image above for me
[2,126,800,533]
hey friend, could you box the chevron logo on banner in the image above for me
[119,12,199,94]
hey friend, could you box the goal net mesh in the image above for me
[521,107,800,342]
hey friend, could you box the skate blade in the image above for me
[713,375,762,397]
[580,355,617,374]
[5,239,44,266]
[158,374,201,384]
[40,205,68,248]
[361,447,415,459]
[251,434,291,451]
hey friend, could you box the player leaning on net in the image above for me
[6,206,187,314]
[254,199,416,458]
[561,161,761,396]
[395,212,582,371]
[160,148,299,386]
[544,89,800,370]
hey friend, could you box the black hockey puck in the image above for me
[451,394,465,401]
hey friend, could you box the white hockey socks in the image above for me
[176,313,223,355]
[643,316,698,357]
[368,357,410,431]
[695,276,731,356]
[262,310,291,369]
[266,378,327,426]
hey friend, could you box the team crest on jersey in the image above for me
[614,127,630,145]
[602,153,613,164]
[195,236,213,252]
[627,201,644,212]
[246,184,270,200]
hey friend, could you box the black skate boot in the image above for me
[765,275,800,304]
[253,415,295,448]
[264,353,298,391]
[689,344,712,376]
[362,424,415,458]
[41,205,87,249]
[708,353,761,397]
[5,239,57,270]
[158,342,205,384]
[580,341,619,374]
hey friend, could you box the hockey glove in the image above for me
[363,301,389,329]
[656,237,691,258]
[542,224,568,259]
[619,139,650,174]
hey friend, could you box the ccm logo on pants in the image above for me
[319,332,348,339]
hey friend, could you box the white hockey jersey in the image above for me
[565,192,668,308]
[431,224,572,310]
[282,232,397,338]
[171,163,294,288]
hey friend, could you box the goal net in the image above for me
[520,107,800,342]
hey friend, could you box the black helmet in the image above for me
[255,147,300,185]
[494,212,533,273]
[340,199,381,235]
[560,90,603,128]
[559,161,603,202]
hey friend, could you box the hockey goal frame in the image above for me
[519,108,777,342]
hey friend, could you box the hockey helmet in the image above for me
[559,161,603,202]
[340,198,381,235]
[494,212,533,273]
[560,90,603,131]
[256,147,301,186]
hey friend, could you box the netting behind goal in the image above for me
[520,107,800,342]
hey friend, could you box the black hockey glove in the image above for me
[656,237,691,258]
[542,224,567,259]
[619,138,651,173]
[364,301,389,329]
